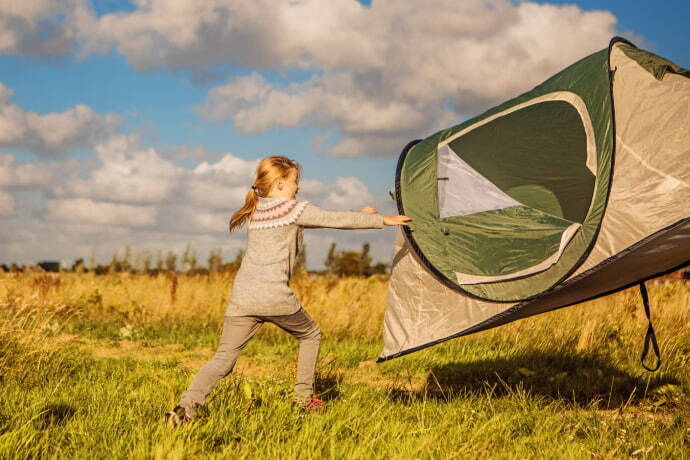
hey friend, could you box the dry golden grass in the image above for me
[2,270,688,388]
[2,271,689,350]
[0,271,389,339]
[0,271,688,458]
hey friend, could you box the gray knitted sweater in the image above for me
[226,196,385,316]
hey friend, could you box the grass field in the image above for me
[0,271,688,459]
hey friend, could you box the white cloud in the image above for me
[192,154,259,185]
[157,204,230,234]
[77,0,300,71]
[191,208,228,234]
[0,189,14,216]
[49,133,264,211]
[2,135,386,268]
[182,154,258,210]
[183,181,247,211]
[185,0,618,156]
[53,135,181,204]
[0,0,89,56]
[45,197,157,227]
[3,175,391,270]
[2,1,621,157]
[195,72,455,157]
[165,145,224,162]
[0,82,122,156]
[300,176,374,211]
[0,153,59,189]
[38,132,379,238]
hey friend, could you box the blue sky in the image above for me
[0,0,688,269]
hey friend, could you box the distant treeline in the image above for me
[1,242,389,278]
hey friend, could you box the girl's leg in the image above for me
[268,308,321,401]
[178,315,263,417]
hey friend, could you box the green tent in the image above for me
[379,37,689,369]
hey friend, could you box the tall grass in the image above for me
[0,272,688,458]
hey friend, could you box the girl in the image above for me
[166,155,411,424]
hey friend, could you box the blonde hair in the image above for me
[229,155,301,232]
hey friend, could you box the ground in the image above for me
[0,272,688,458]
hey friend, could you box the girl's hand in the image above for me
[383,215,413,226]
[360,205,378,214]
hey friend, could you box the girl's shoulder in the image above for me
[248,198,309,230]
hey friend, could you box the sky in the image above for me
[0,0,688,270]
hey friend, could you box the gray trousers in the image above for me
[178,308,321,417]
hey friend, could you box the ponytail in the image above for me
[229,188,259,232]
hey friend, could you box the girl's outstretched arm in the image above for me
[296,202,384,229]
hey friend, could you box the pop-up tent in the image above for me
[379,37,689,370]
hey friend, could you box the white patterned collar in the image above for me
[250,197,309,230]
[257,196,287,210]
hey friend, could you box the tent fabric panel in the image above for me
[617,42,690,80]
[463,218,690,335]
[446,99,594,223]
[441,206,574,277]
[458,48,614,300]
[568,42,690,277]
[380,228,511,360]
[380,218,690,362]
[455,222,581,284]
[439,91,599,175]
[437,144,521,219]
[399,47,613,301]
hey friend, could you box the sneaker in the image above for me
[165,405,192,427]
[294,395,325,412]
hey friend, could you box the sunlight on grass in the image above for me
[0,272,688,458]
